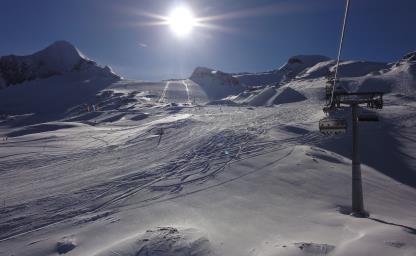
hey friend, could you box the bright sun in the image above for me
[168,7,196,37]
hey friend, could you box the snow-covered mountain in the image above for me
[0,41,119,88]
[190,54,392,92]
[189,66,244,100]
[194,51,416,107]
[333,52,416,95]
[234,55,331,86]
[0,41,121,123]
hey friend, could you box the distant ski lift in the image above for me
[319,117,347,134]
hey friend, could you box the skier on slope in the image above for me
[157,128,164,146]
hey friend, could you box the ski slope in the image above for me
[0,77,415,256]
[0,46,415,255]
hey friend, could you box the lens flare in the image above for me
[168,7,196,37]
[130,2,302,38]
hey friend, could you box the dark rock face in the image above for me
[288,57,303,65]
[402,51,416,62]
[0,56,37,86]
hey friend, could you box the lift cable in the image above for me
[329,0,351,108]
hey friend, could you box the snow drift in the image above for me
[243,86,306,106]
[93,227,213,256]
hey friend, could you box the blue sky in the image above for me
[0,0,415,81]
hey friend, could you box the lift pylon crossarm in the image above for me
[332,91,384,108]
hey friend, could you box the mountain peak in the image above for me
[284,55,331,68]
[0,40,119,87]
[35,40,86,64]
[49,40,76,49]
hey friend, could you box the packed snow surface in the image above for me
[0,46,415,256]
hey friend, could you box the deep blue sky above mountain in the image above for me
[0,0,415,81]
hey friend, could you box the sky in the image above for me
[0,0,415,81]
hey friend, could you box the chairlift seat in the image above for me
[358,113,379,122]
[319,118,347,134]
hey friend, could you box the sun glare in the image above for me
[168,7,196,37]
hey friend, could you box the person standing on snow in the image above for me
[157,128,164,146]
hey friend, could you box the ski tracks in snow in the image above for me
[158,81,170,103]
[158,80,192,104]
[182,80,192,104]
[0,106,325,242]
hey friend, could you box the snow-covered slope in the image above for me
[235,55,330,86]
[0,41,119,88]
[0,47,416,256]
[189,53,414,105]
[189,67,244,100]
[299,60,389,80]
[335,53,416,95]
[235,86,306,107]
[228,51,416,107]
[0,41,121,124]
[1,76,415,255]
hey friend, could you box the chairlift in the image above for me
[367,97,383,109]
[325,85,332,99]
[319,117,347,134]
[325,84,347,101]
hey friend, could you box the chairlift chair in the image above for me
[325,85,333,99]
[367,97,383,109]
[358,113,379,122]
[319,117,347,135]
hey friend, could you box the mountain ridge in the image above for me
[0,40,119,88]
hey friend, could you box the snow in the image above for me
[242,86,307,106]
[245,86,277,106]
[0,45,416,256]
[272,86,307,105]
[235,55,330,87]
[0,41,119,88]
[31,40,87,72]
[331,61,389,78]
[189,67,244,100]
[0,72,118,125]
[93,227,212,256]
